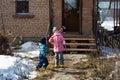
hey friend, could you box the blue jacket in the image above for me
[39,43,49,57]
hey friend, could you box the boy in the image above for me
[36,37,49,70]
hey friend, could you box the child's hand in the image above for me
[64,45,67,51]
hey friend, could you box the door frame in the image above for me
[62,0,82,34]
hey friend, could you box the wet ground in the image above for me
[35,53,120,80]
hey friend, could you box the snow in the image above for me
[0,56,17,69]
[101,17,119,31]
[14,50,39,58]
[0,41,40,80]
[0,55,37,80]
[99,46,120,58]
[1,41,120,80]
[20,41,39,51]
[101,21,114,31]
[14,41,40,58]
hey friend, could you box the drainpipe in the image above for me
[79,0,82,34]
[0,0,5,35]
[119,0,120,26]
[49,0,53,37]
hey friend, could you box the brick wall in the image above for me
[82,0,94,35]
[1,0,49,37]
[0,0,95,38]
[0,1,3,34]
[52,0,62,29]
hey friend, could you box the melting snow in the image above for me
[20,41,39,51]
[0,55,37,80]
[99,46,120,58]
[1,41,120,80]
[0,41,40,80]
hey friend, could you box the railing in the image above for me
[97,29,120,49]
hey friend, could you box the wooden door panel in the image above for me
[63,0,79,32]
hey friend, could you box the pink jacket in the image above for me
[49,32,66,52]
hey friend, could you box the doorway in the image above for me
[62,0,80,32]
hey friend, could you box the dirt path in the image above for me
[35,53,117,80]
[48,54,88,80]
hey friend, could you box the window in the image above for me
[16,0,29,13]
[99,1,120,9]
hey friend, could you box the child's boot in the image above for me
[54,65,58,68]
[60,64,64,68]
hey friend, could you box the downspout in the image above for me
[47,0,53,48]
[1,0,6,35]
[92,0,96,35]
[116,0,118,26]
[93,0,97,45]
[79,0,83,34]
[49,0,53,37]
[93,0,99,36]
[119,0,120,26]
[113,0,116,33]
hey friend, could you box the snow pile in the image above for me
[15,41,40,58]
[99,46,120,58]
[20,41,39,51]
[101,21,114,31]
[0,42,42,80]
[101,17,120,31]
[14,50,39,58]
[0,55,37,80]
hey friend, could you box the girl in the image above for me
[49,27,66,68]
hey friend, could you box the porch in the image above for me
[50,32,98,53]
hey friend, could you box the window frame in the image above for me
[13,0,34,18]
[16,0,29,14]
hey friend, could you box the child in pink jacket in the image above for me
[49,27,66,68]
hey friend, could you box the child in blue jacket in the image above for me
[36,37,49,70]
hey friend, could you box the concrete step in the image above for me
[49,48,98,52]
[66,43,96,46]
[49,34,97,52]
[65,38,95,41]
[63,34,94,38]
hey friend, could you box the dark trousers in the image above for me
[36,56,49,69]
[55,52,64,66]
